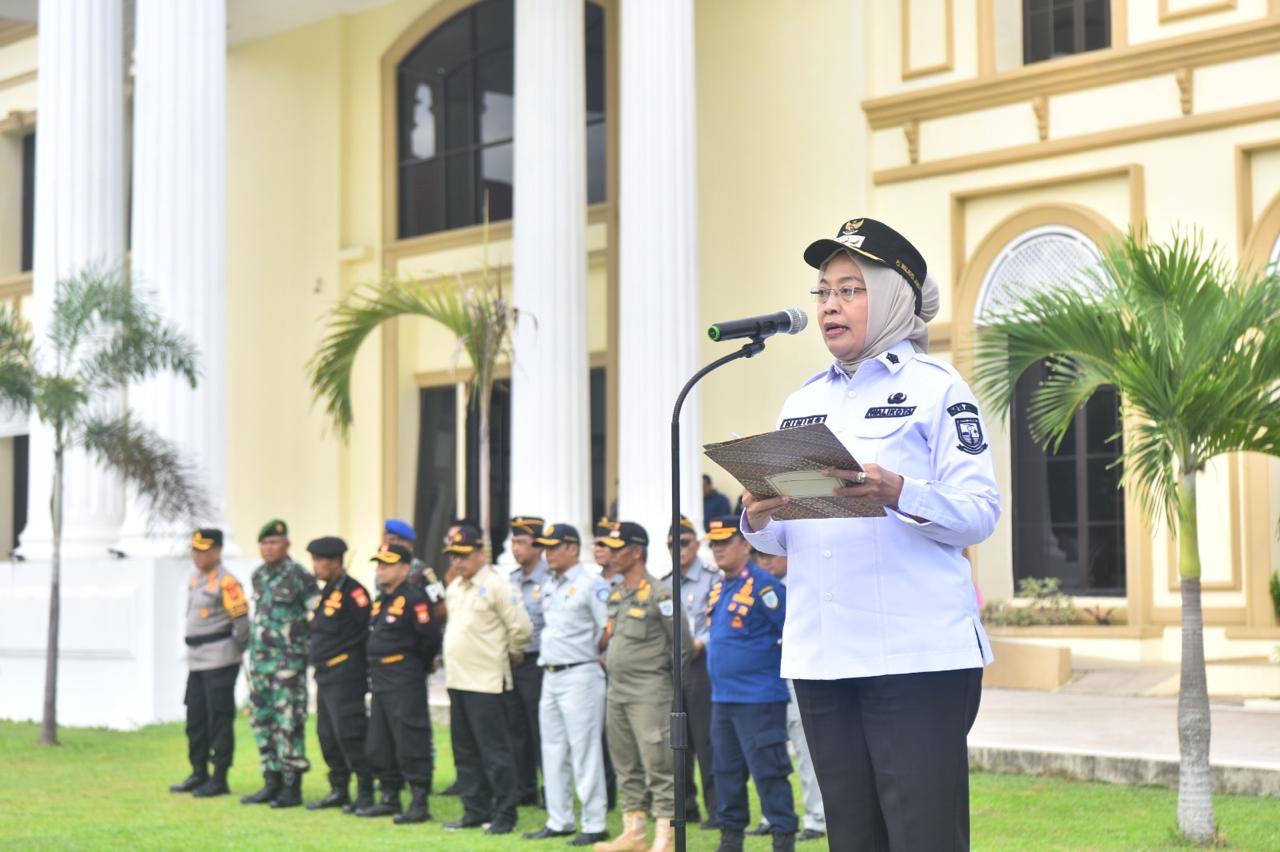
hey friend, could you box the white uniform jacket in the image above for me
[742,338,1000,681]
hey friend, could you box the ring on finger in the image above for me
[854,471,867,484]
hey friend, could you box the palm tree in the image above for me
[0,266,208,746]
[309,227,516,549]
[972,230,1280,844]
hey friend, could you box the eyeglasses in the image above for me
[809,286,865,304]
[667,537,697,548]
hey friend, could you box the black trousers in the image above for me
[184,663,239,772]
[684,651,717,820]
[793,668,983,852]
[449,688,519,825]
[366,685,434,788]
[505,654,543,800]
[316,677,370,786]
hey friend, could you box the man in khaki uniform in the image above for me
[595,522,694,852]
[441,524,533,836]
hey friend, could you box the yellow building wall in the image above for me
[694,0,872,471]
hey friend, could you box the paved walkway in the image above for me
[971,689,1280,770]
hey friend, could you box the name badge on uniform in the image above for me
[627,606,647,619]
[780,414,827,429]
[864,406,916,418]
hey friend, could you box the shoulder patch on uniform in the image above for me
[414,601,430,623]
[760,587,779,610]
[352,587,370,608]
[658,599,674,617]
[947,401,978,417]
[596,587,610,602]
[955,417,988,455]
[221,578,248,618]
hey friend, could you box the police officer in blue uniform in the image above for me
[703,515,796,852]
[743,218,1000,851]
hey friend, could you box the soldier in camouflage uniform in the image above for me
[241,519,320,809]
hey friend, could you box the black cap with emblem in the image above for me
[804,217,928,315]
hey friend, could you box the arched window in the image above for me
[978,226,1126,596]
[396,0,607,239]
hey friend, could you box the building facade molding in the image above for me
[874,98,1280,184]
[901,0,955,81]
[1159,0,1238,24]
[863,17,1280,130]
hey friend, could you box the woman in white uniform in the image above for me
[742,218,1000,852]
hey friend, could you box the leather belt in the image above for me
[185,629,232,647]
[541,660,594,673]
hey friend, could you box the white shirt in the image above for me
[743,338,1000,680]
[537,563,609,667]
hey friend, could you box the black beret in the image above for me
[306,536,347,558]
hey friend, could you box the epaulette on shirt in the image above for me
[911,351,963,380]
[801,367,831,388]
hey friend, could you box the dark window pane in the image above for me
[1085,387,1120,454]
[444,68,475,150]
[402,12,471,80]
[480,142,513,221]
[1023,0,1108,64]
[1012,355,1125,595]
[21,132,34,272]
[590,366,607,522]
[476,49,514,144]
[399,159,445,238]
[414,387,458,566]
[398,0,607,235]
[474,0,513,54]
[465,380,512,557]
[445,151,477,229]
[1087,524,1125,593]
[1087,457,1123,522]
[1046,458,1078,523]
[587,120,607,204]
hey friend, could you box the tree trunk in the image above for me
[39,444,65,746]
[1176,473,1216,844]
[478,381,492,555]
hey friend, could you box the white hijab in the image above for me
[827,252,941,375]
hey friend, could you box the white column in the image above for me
[21,0,127,560]
[116,0,231,557]
[617,0,702,567]
[508,0,592,536]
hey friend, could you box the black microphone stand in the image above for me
[669,334,767,852]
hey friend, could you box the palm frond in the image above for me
[0,303,35,413]
[973,227,1280,529]
[310,270,517,437]
[78,413,209,523]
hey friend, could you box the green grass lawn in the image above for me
[1,717,1278,850]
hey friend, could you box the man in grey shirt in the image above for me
[506,515,549,807]
[170,529,250,798]
[665,515,722,828]
[521,524,610,845]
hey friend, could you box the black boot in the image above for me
[343,775,374,815]
[193,766,230,798]
[393,783,431,824]
[716,829,745,852]
[270,772,303,809]
[169,768,208,793]
[772,832,797,852]
[239,770,282,805]
[307,781,350,811]
[356,788,402,818]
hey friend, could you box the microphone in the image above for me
[707,307,808,342]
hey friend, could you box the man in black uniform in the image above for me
[357,543,443,825]
[304,536,374,814]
